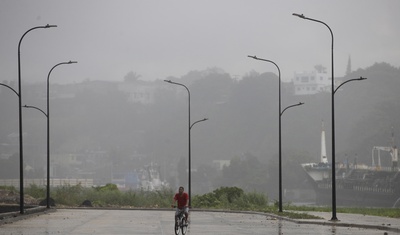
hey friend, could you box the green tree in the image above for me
[314,64,327,73]
[217,153,268,192]
[124,71,141,82]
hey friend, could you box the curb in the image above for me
[0,206,55,225]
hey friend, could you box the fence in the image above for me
[0,178,94,188]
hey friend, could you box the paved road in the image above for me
[0,209,392,234]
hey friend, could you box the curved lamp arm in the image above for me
[0,83,19,96]
[247,55,281,79]
[47,61,77,83]
[190,118,208,129]
[334,77,366,94]
[23,105,47,117]
[281,102,304,116]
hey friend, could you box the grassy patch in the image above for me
[12,185,400,219]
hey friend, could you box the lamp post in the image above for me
[247,55,303,212]
[291,13,338,220]
[25,61,77,209]
[17,24,57,214]
[163,80,192,206]
[23,61,76,208]
[292,13,366,221]
[46,61,77,208]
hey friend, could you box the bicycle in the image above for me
[173,206,188,235]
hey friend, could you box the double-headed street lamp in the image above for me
[292,12,338,220]
[293,13,366,220]
[17,24,57,214]
[164,80,191,203]
[164,79,207,207]
[248,55,304,212]
[24,61,77,209]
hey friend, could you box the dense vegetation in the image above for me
[3,185,399,219]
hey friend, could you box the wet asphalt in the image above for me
[0,208,398,234]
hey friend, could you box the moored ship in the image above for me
[302,122,400,208]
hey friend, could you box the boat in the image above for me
[302,122,400,208]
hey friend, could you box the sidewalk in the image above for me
[207,209,400,233]
[289,211,400,233]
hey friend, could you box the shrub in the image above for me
[45,184,174,207]
[192,186,268,210]
[0,186,17,192]
[25,184,46,199]
[214,186,244,203]
[93,183,119,192]
[52,184,85,206]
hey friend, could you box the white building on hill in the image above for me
[292,70,333,95]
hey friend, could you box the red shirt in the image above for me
[174,192,189,209]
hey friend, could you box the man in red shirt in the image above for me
[172,186,189,225]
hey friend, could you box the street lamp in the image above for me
[293,13,366,221]
[248,55,303,212]
[17,24,57,214]
[23,61,77,208]
[46,61,77,208]
[24,61,78,208]
[163,80,192,206]
[164,79,208,206]
[291,12,339,220]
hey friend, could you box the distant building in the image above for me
[117,80,157,104]
[292,70,333,95]
[212,160,230,170]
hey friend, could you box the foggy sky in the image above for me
[0,0,399,84]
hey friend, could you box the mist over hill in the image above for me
[1,62,399,199]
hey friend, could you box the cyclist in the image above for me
[171,186,189,225]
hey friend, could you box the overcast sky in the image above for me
[1,0,399,84]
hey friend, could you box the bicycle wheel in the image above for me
[181,216,188,235]
[174,221,181,235]
[174,218,181,235]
